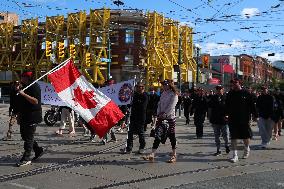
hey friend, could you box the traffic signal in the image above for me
[45,41,52,57]
[85,53,91,66]
[69,44,76,58]
[58,42,65,58]
[202,55,209,68]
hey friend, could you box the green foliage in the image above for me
[278,80,284,91]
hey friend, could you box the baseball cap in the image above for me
[21,71,33,78]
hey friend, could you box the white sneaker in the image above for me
[242,150,250,159]
[230,155,238,163]
[117,128,124,133]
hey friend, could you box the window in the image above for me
[110,35,119,46]
[0,15,4,20]
[124,55,133,65]
[125,29,134,44]
[141,32,146,45]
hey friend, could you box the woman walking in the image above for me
[143,79,178,163]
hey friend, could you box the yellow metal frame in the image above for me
[0,9,197,85]
[146,12,169,87]
[0,23,14,71]
[67,11,87,66]
[13,18,38,79]
[88,8,110,84]
[37,15,65,80]
[180,26,197,82]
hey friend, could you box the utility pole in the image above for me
[107,32,111,80]
[196,47,200,83]
[177,34,182,118]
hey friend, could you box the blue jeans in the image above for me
[258,117,274,145]
[212,124,229,150]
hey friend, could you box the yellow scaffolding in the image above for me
[37,15,65,80]
[0,9,197,85]
[88,8,110,84]
[180,26,197,82]
[164,18,179,79]
[67,11,87,66]
[146,12,173,87]
[0,23,14,72]
[13,18,38,79]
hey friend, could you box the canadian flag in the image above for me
[48,59,124,138]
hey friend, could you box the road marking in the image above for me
[277,183,284,187]
[9,182,36,189]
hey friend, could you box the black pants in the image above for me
[20,123,41,161]
[184,107,190,124]
[194,113,206,138]
[153,132,176,149]
[126,123,145,151]
[152,118,177,149]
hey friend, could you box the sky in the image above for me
[2,0,284,62]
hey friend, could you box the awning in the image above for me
[223,64,234,73]
[208,78,221,85]
[200,68,221,74]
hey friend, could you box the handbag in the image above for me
[150,127,155,137]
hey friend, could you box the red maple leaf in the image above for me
[72,86,97,109]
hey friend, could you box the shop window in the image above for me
[125,29,134,43]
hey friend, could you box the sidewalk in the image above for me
[0,110,284,189]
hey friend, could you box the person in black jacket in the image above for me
[183,90,192,125]
[3,81,19,140]
[256,86,275,148]
[122,82,148,154]
[225,79,257,163]
[15,71,44,167]
[145,87,160,131]
[208,85,230,156]
[272,88,283,139]
[191,88,208,138]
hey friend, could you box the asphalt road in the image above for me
[0,104,284,189]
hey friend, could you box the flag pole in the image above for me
[21,58,71,92]
[124,75,137,149]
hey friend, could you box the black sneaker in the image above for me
[89,134,96,142]
[32,148,44,161]
[120,148,132,154]
[225,146,230,154]
[214,151,222,156]
[137,149,145,154]
[16,160,32,167]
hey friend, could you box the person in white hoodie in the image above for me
[143,79,179,163]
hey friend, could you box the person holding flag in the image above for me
[47,59,124,139]
[121,82,148,154]
[15,71,44,167]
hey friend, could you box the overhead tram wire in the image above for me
[166,0,252,48]
[199,0,284,52]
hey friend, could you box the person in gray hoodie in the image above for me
[143,79,179,163]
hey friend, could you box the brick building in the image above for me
[0,12,18,26]
[109,10,147,82]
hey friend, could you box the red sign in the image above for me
[208,78,221,85]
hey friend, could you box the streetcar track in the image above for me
[0,141,127,183]
[90,160,284,189]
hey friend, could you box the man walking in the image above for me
[15,71,44,167]
[122,82,148,154]
[208,85,230,156]
[256,86,274,148]
[191,88,208,139]
[225,79,256,163]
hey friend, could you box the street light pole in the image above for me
[196,47,200,83]
[177,32,182,118]
[107,32,111,80]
